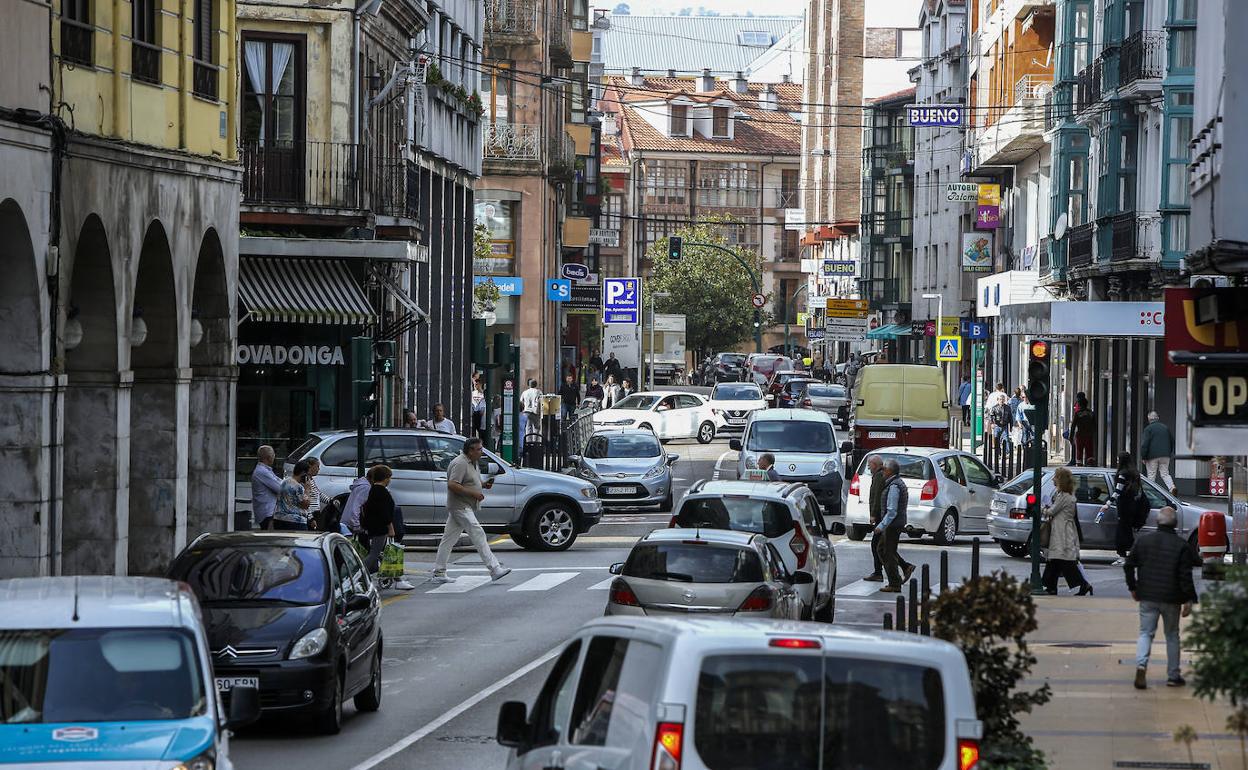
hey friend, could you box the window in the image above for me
[669,104,688,136]
[738,30,773,46]
[674,497,794,537]
[383,435,424,471]
[1140,481,1171,511]
[939,456,966,485]
[601,194,623,234]
[192,0,218,99]
[571,0,589,31]
[623,543,765,583]
[61,0,93,67]
[241,36,304,145]
[961,457,996,486]
[568,637,662,750]
[131,0,159,85]
[1118,121,1138,212]
[529,641,582,748]
[1068,155,1087,226]
[746,421,834,454]
[696,161,760,209]
[321,436,384,468]
[475,199,517,265]
[569,63,589,123]
[1163,93,1193,209]
[421,435,463,472]
[712,106,730,137]
[642,160,688,205]
[798,495,826,537]
[1073,473,1112,504]
[481,61,514,123]
[1167,0,1196,72]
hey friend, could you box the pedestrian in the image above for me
[757,452,781,482]
[822,356,834,383]
[603,375,623,408]
[1124,506,1200,689]
[431,438,511,584]
[1012,389,1034,446]
[876,459,913,593]
[1140,411,1177,494]
[604,352,623,383]
[586,377,605,407]
[403,409,419,428]
[862,455,913,583]
[559,374,580,420]
[304,458,324,524]
[430,403,456,434]
[958,375,972,426]
[272,459,314,531]
[249,444,283,530]
[1070,392,1096,466]
[519,378,542,453]
[987,383,1012,450]
[1099,451,1148,566]
[1041,467,1093,595]
[471,374,487,438]
[360,464,396,574]
[620,379,634,399]
[589,350,604,382]
[342,466,374,536]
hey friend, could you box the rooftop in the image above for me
[599,14,802,78]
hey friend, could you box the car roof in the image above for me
[750,408,833,423]
[187,531,339,550]
[628,391,689,398]
[311,428,463,441]
[590,428,662,438]
[641,528,760,546]
[864,446,955,459]
[687,480,800,500]
[0,577,200,631]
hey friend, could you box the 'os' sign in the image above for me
[907,104,963,128]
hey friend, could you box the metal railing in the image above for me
[193,60,219,101]
[775,190,800,208]
[1014,73,1050,104]
[483,122,541,161]
[548,2,570,61]
[241,140,365,210]
[485,0,539,37]
[1120,31,1166,87]
[863,211,913,239]
[548,129,576,177]
[61,17,93,66]
[372,158,420,219]
[1110,212,1136,261]
[982,433,1047,480]
[131,40,161,85]
[522,406,597,472]
[1067,221,1094,268]
[1075,58,1103,112]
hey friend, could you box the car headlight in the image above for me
[744,454,758,469]
[580,486,598,499]
[289,627,329,660]
[643,463,666,479]
[821,460,840,476]
[173,751,216,770]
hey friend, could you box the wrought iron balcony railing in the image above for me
[242,140,365,210]
[1120,31,1165,88]
[483,122,541,161]
[485,0,539,39]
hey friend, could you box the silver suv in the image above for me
[287,429,602,551]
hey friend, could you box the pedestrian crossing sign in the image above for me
[937,335,962,362]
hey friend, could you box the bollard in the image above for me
[883,612,893,631]
[920,563,932,636]
[896,596,906,632]
[940,550,949,592]
[908,579,919,633]
[971,537,981,581]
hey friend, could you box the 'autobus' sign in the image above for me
[907,104,963,127]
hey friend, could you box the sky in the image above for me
[595,0,807,17]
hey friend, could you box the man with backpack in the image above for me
[987,383,1012,450]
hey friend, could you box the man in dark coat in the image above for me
[864,455,913,584]
[1124,506,1200,689]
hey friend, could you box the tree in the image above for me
[1226,708,1248,770]
[1188,566,1248,707]
[931,571,1051,769]
[643,221,769,357]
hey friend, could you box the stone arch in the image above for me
[0,199,44,373]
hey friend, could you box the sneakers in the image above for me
[393,579,416,591]
[1111,557,1127,567]
[490,565,512,582]
[1134,666,1148,690]
[1166,676,1186,688]
[862,572,884,582]
[429,572,454,584]
[879,584,902,593]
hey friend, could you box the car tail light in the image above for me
[789,521,809,569]
[737,586,774,612]
[668,516,677,528]
[802,398,813,407]
[651,721,684,770]
[958,738,980,770]
[920,478,939,502]
[848,473,861,497]
[609,579,640,607]
[769,637,822,649]
[1009,508,1028,520]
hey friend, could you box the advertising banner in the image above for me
[962,233,993,272]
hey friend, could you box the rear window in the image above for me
[711,383,762,401]
[675,497,794,538]
[623,543,763,583]
[718,354,747,364]
[695,655,946,769]
[859,453,933,480]
[170,545,328,605]
[1001,472,1037,495]
[806,385,846,399]
[286,435,321,464]
[747,420,834,454]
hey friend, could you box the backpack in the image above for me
[991,403,1011,428]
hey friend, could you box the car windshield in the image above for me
[712,384,762,401]
[806,385,846,399]
[0,628,207,724]
[746,421,834,453]
[859,454,933,480]
[624,543,764,583]
[585,433,662,459]
[695,655,946,770]
[171,545,328,605]
[610,395,659,411]
[285,435,320,464]
[719,354,747,365]
[675,497,793,538]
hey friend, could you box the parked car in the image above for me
[743,353,793,386]
[987,467,1230,558]
[592,391,717,444]
[604,528,807,619]
[672,480,837,621]
[706,381,768,434]
[731,409,847,518]
[570,429,677,510]
[845,446,1003,544]
[776,375,822,408]
[848,364,952,469]
[168,531,380,734]
[288,429,601,551]
[707,351,748,383]
[0,576,260,766]
[496,616,983,770]
[799,381,850,427]
[764,369,813,400]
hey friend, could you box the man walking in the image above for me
[1140,411,1177,494]
[620,379,634,399]
[559,374,580,420]
[875,459,912,593]
[1124,506,1200,689]
[958,375,973,426]
[757,453,781,481]
[431,438,511,584]
[250,445,283,530]
[519,378,542,453]
[604,352,622,384]
[863,455,913,583]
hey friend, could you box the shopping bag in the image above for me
[379,542,406,579]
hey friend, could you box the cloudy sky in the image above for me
[596,0,806,16]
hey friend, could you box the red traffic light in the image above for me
[1030,340,1049,360]
[1026,493,1038,506]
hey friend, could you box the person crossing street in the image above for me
[863,455,913,584]
[1140,411,1177,495]
[876,459,913,593]
[431,438,511,584]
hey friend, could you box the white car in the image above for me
[705,381,768,434]
[592,391,717,443]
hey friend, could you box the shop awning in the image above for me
[239,257,376,325]
[866,323,909,339]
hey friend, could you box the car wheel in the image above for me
[353,645,382,712]
[847,524,869,541]
[314,671,344,735]
[660,491,674,512]
[525,502,578,551]
[933,510,958,546]
[814,596,835,623]
[999,538,1030,558]
[697,421,715,444]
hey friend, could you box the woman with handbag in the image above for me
[1042,467,1094,595]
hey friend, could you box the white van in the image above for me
[497,617,983,770]
[0,576,259,768]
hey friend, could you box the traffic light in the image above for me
[667,236,682,261]
[753,310,761,328]
[1027,339,1051,427]
[358,380,379,419]
[373,339,396,376]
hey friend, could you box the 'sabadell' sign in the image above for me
[236,345,347,366]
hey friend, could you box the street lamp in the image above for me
[922,293,950,442]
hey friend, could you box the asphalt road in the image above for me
[229,436,1140,770]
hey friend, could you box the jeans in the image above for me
[1136,600,1182,680]
[364,533,388,573]
[434,507,501,574]
[1143,458,1176,491]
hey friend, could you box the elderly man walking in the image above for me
[250,445,283,530]
[431,438,511,584]
[875,459,913,593]
[1124,506,1200,689]
[863,455,914,583]
[1140,411,1177,494]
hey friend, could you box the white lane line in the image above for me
[836,579,881,597]
[509,572,579,592]
[588,577,616,590]
[427,575,491,594]
[349,645,563,770]
[444,565,612,572]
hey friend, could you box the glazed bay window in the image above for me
[643,160,688,206]
[1161,88,1193,266]
[1167,0,1196,73]
[1068,154,1088,226]
[474,199,517,274]
[1118,119,1138,213]
[669,104,689,136]
[601,194,623,235]
[696,161,759,209]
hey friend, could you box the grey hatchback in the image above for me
[570,429,678,510]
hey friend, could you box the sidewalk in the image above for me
[1025,596,1242,769]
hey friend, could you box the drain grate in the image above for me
[1048,642,1112,648]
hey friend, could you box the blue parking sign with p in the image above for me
[603,277,640,324]
[546,279,571,302]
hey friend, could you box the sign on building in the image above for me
[602,277,640,323]
[568,284,603,315]
[946,183,979,202]
[588,228,619,247]
[821,260,856,276]
[962,233,993,272]
[907,104,963,127]
[784,208,806,232]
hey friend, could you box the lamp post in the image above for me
[922,292,949,438]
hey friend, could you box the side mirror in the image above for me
[840,441,853,454]
[829,522,847,536]
[666,454,679,465]
[609,562,624,575]
[496,700,530,749]
[225,685,261,730]
[993,473,1004,486]
[346,593,371,614]
[790,571,815,585]
[729,439,743,451]
[567,454,581,464]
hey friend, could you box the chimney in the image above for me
[732,71,749,93]
[759,84,778,111]
[630,66,643,86]
[700,68,715,92]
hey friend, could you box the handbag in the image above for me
[1038,518,1052,548]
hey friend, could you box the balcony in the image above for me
[193,60,219,101]
[1067,221,1094,268]
[1119,31,1165,99]
[974,73,1050,167]
[548,130,577,179]
[1109,212,1162,262]
[372,158,421,220]
[867,143,913,175]
[483,122,541,164]
[863,278,908,309]
[549,4,572,67]
[1075,58,1104,114]
[862,212,913,240]
[242,141,365,212]
[484,0,539,43]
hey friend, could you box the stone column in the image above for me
[0,373,63,577]
[127,367,189,576]
[187,366,236,538]
[62,370,131,575]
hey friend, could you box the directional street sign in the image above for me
[751,293,766,308]
[603,277,641,324]
[546,279,571,302]
[937,335,963,362]
[825,298,869,318]
[824,317,869,330]
[825,331,867,343]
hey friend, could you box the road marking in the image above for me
[588,577,616,590]
[349,645,564,770]
[427,575,491,594]
[836,579,881,597]
[444,565,611,572]
[509,572,579,592]
[380,593,414,607]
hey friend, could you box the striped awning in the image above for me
[866,323,909,339]
[239,257,376,325]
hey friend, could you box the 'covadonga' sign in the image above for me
[236,345,346,366]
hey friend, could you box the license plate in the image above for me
[727,417,745,424]
[604,486,632,494]
[215,676,259,692]
[868,431,897,439]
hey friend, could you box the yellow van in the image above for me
[849,364,952,466]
